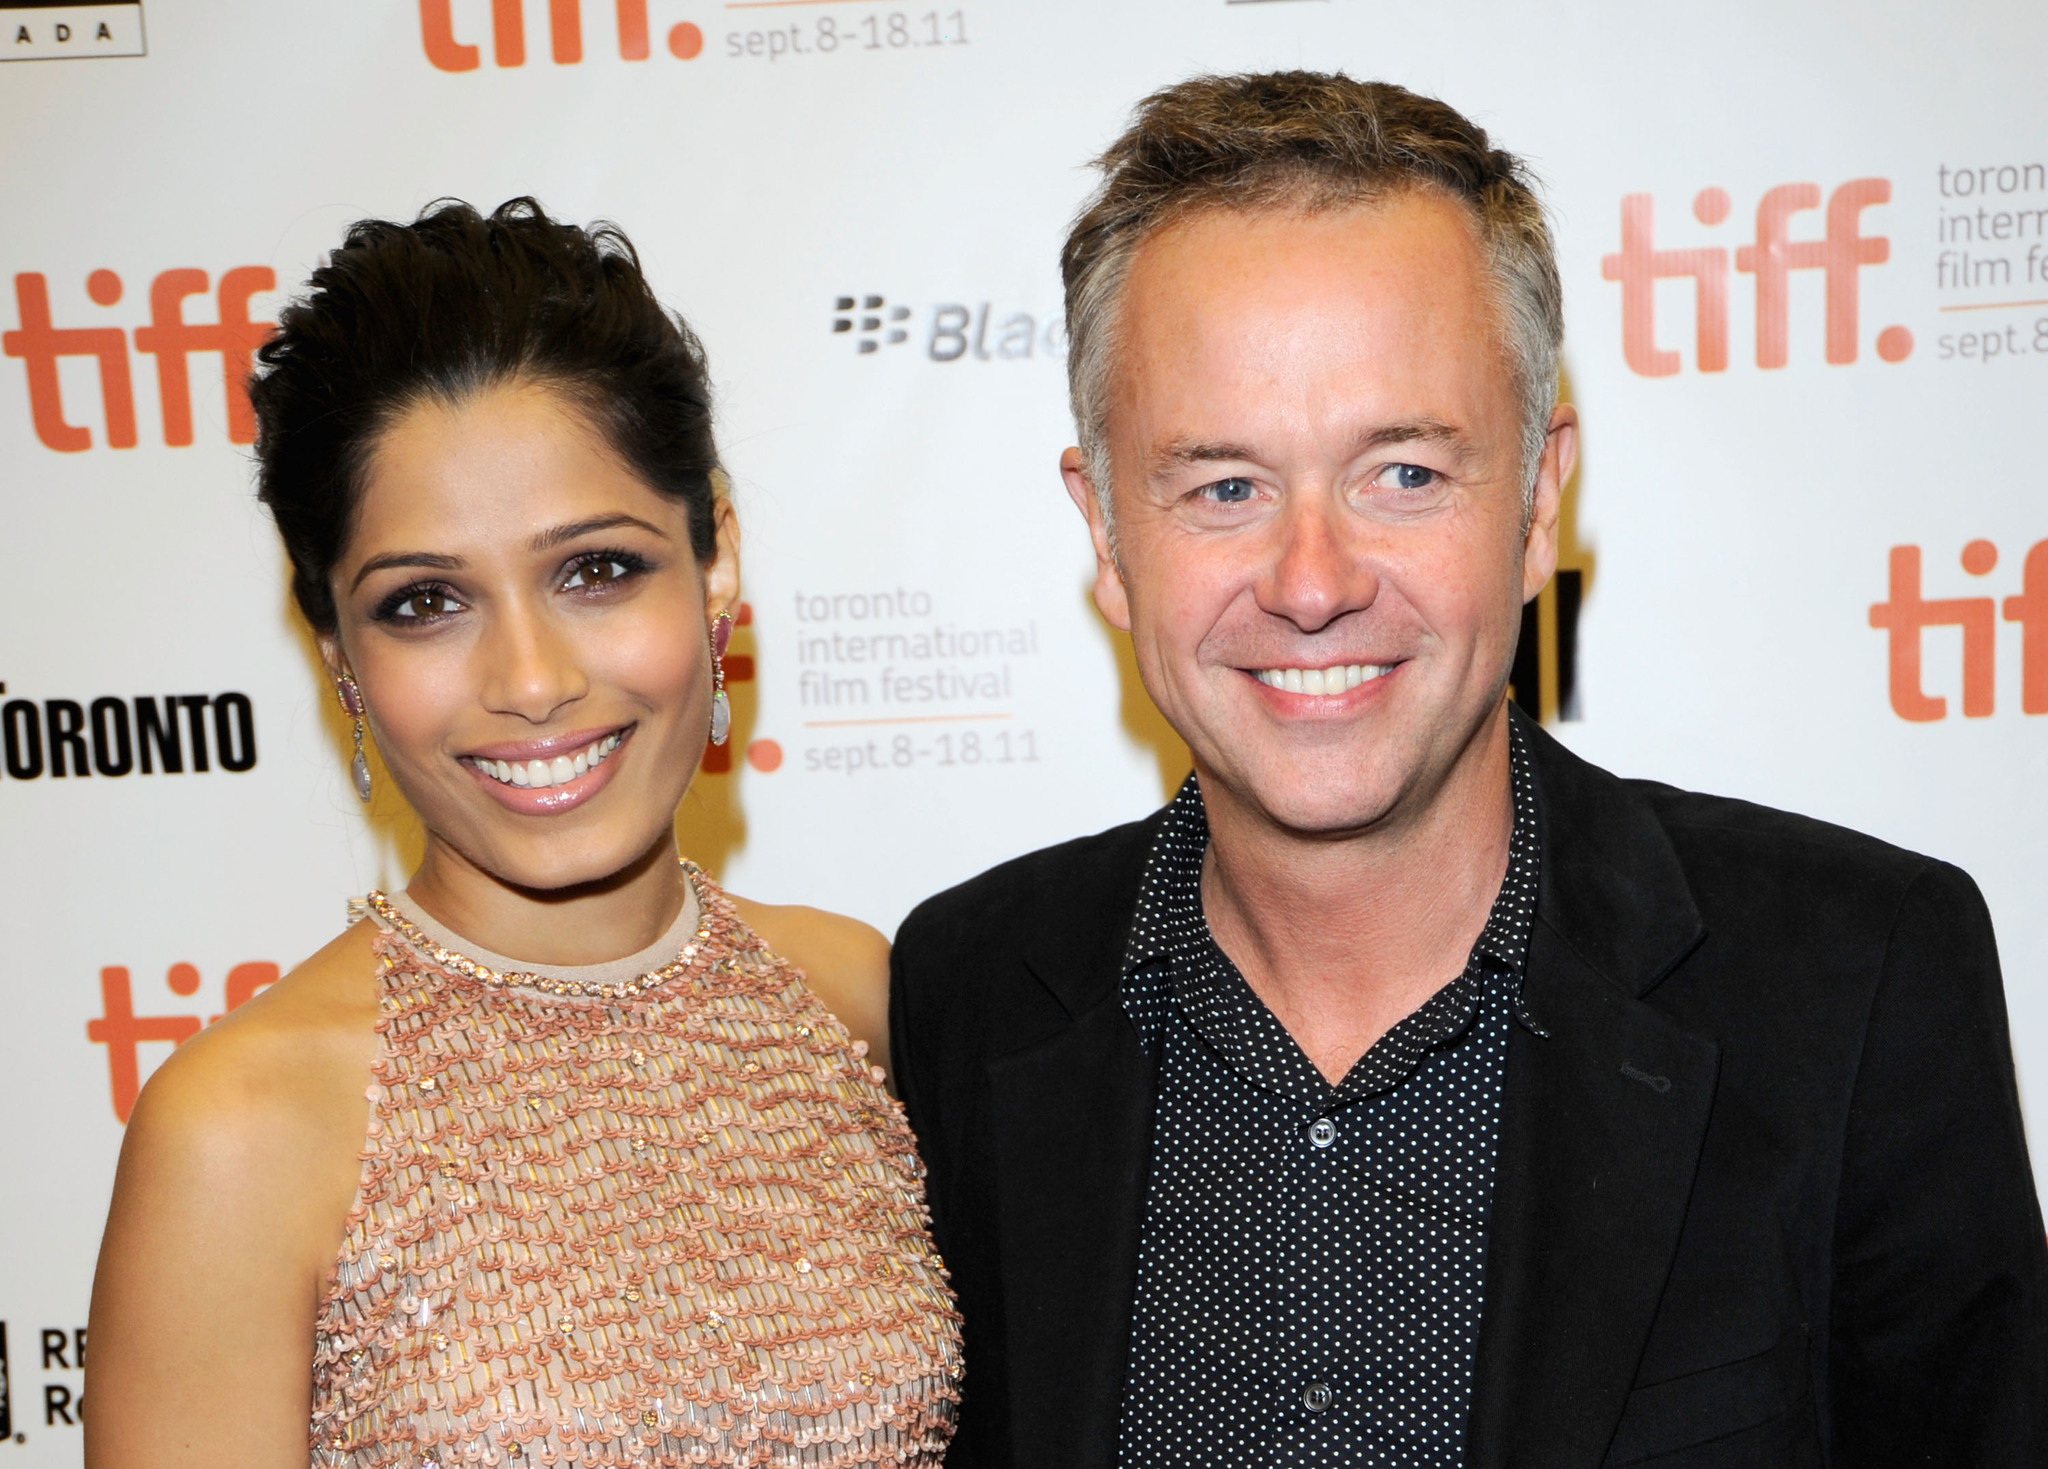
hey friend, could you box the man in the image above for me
[890,72,2048,1467]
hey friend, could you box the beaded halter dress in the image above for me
[310,866,962,1468]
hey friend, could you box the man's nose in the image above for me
[1257,492,1380,633]
[479,601,589,723]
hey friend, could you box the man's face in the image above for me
[1065,192,1574,838]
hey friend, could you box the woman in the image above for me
[84,199,960,1468]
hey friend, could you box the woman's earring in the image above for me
[708,611,734,747]
[336,674,372,802]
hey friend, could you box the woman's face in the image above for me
[320,380,739,893]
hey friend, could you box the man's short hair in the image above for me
[1061,71,1563,522]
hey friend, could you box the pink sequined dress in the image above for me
[310,867,962,1468]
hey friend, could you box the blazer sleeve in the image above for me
[1828,860,2048,1464]
[888,917,942,1217]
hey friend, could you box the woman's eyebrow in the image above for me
[350,551,463,592]
[528,514,669,552]
[349,516,670,592]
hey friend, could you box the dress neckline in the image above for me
[362,863,739,1002]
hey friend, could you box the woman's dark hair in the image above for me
[251,197,721,633]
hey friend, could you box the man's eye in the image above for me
[1382,463,1437,491]
[1201,477,1257,504]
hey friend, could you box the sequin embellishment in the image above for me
[311,867,962,1467]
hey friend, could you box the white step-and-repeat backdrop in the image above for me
[2,0,2043,1451]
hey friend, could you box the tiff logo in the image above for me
[3,267,274,451]
[1868,539,2048,720]
[3,264,272,446]
[1602,180,1912,375]
[420,0,704,70]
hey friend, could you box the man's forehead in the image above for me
[1106,195,1508,454]
[1129,189,1483,283]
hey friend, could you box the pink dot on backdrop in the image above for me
[1876,325,1914,362]
[87,269,122,305]
[1962,539,1998,575]
[1692,188,1731,226]
[669,22,703,58]
[167,962,201,996]
[746,739,783,773]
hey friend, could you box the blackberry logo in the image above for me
[4,2,146,62]
[832,295,910,354]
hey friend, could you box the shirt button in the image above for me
[1308,1117,1337,1149]
[1302,1381,1333,1413]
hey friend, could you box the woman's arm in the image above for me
[85,926,381,1469]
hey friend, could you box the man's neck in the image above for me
[1197,704,1515,1085]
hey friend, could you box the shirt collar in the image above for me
[1121,715,1546,1067]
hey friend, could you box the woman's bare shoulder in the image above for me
[89,924,385,1469]
[124,920,382,1176]
[726,895,893,1074]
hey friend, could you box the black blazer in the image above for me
[890,715,2048,1467]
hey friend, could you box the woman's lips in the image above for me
[461,726,632,815]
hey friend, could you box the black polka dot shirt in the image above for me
[1116,721,1543,1468]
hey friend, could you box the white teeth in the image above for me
[470,733,624,790]
[471,733,622,790]
[1254,663,1393,694]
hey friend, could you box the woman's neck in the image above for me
[401,835,690,967]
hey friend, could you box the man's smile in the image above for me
[1249,662,1396,695]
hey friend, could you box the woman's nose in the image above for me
[479,603,589,723]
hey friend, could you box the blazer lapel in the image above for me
[1468,931,1720,1466]
[987,976,1158,1469]
[1468,716,1721,1466]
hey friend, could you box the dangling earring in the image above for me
[336,673,372,802]
[707,611,734,747]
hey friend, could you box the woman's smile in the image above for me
[461,723,634,814]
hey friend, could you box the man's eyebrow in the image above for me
[1354,417,1468,454]
[1147,420,1470,481]
[1147,440,1262,481]
[527,513,670,553]
[350,551,463,592]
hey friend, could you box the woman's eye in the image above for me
[384,586,464,621]
[1381,463,1437,492]
[1201,476,1257,504]
[562,556,638,591]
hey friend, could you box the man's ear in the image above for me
[1061,446,1131,632]
[1521,404,1577,603]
